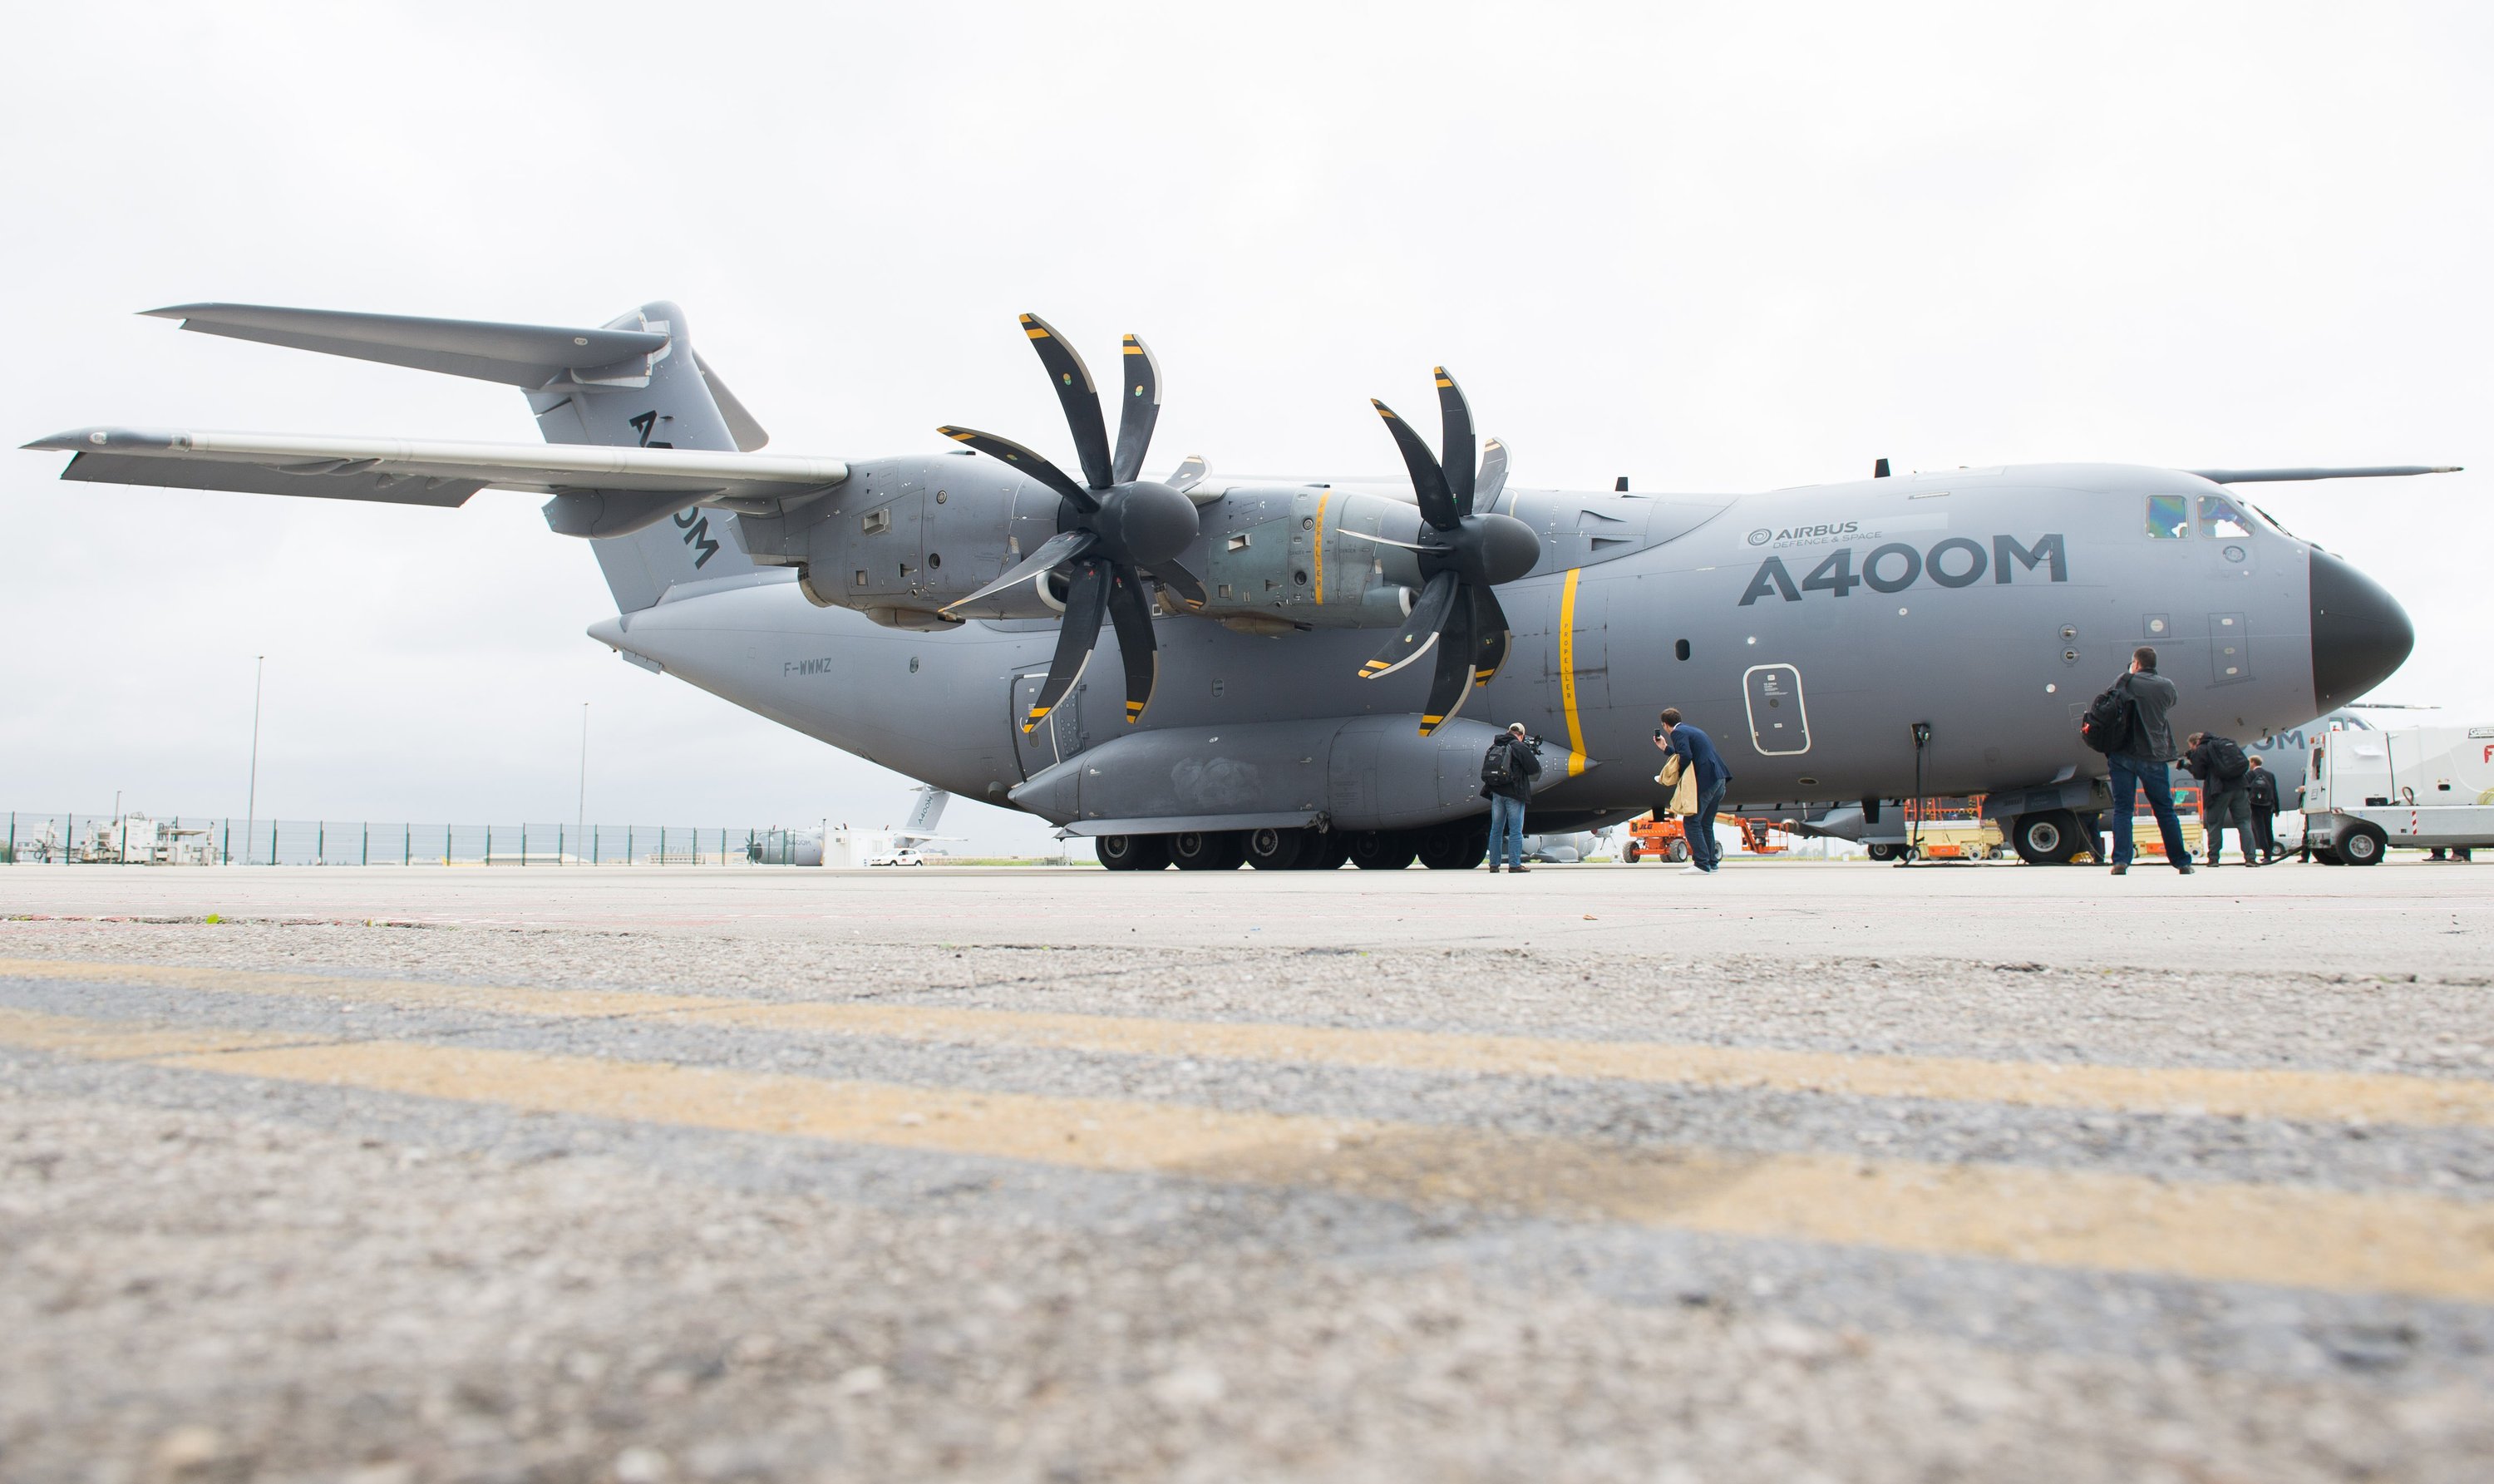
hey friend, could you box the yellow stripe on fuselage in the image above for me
[1557,567,1586,777]
[1313,489,1329,604]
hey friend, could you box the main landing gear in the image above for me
[1094,820,1488,871]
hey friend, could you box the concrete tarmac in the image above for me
[2,859,2490,1481]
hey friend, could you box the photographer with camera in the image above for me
[1481,722,1544,874]
[1654,707,1733,875]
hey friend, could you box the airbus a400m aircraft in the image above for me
[29,301,2443,870]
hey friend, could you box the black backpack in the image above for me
[2080,679,2135,755]
[2207,735,2250,782]
[1481,737,1518,790]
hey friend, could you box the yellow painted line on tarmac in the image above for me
[7,958,2492,1130]
[3,1002,2492,1303]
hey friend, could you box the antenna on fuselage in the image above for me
[1873,458,1890,478]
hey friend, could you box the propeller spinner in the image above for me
[1354,368,1540,736]
[938,315,1209,732]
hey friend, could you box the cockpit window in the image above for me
[2146,495,2189,539]
[2199,495,2253,538]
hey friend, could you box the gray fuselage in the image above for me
[594,460,2388,828]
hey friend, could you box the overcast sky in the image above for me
[5,2,2487,854]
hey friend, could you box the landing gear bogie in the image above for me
[1167,830,1247,870]
[2010,809,2082,865]
[1096,833,1171,871]
[1347,831,1419,870]
[1243,827,1305,870]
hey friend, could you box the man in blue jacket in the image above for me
[1654,707,1734,874]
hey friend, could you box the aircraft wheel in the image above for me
[2339,824,2388,866]
[1866,841,1899,862]
[1293,829,1350,870]
[1417,820,1489,870]
[1243,826,1305,870]
[1096,834,1169,872]
[1346,831,1418,870]
[1168,831,1246,870]
[2011,810,2082,865]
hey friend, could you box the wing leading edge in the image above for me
[26,426,845,515]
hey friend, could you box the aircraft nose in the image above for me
[2309,547,2413,709]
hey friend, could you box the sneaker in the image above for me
[1511,865,1531,874]
[1678,863,1705,875]
[2110,864,2127,875]
[2175,862,2195,875]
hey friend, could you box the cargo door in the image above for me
[1742,663,1811,756]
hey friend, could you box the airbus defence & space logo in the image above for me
[1751,520,1872,550]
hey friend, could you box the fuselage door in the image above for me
[1009,671,1082,781]
[1742,663,1811,756]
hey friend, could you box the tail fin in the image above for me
[146,298,765,613]
[525,301,759,611]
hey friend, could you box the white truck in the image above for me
[2299,723,2494,865]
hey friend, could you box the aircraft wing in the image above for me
[2188,466,2460,483]
[25,426,847,510]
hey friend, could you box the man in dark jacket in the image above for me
[2184,731,2260,866]
[1482,722,1542,874]
[2244,755,2283,862]
[1654,707,1734,874]
[2106,647,2193,875]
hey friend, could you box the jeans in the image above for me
[2202,786,2254,863]
[1488,794,1527,870]
[1688,781,1728,870]
[2108,755,2190,866]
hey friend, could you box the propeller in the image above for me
[1355,368,1541,736]
[939,314,1206,731]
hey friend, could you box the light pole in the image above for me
[576,703,589,866]
[244,656,264,866]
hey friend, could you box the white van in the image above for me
[2300,724,2494,864]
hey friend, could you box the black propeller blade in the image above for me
[1105,564,1161,723]
[1370,398,1459,530]
[1025,557,1111,733]
[935,426,1097,511]
[1146,558,1208,612]
[1359,569,1462,681]
[1021,314,1114,491]
[1421,589,1479,735]
[1357,368,1541,736]
[1466,583,1512,690]
[1436,367,1474,515]
[1111,334,1161,485]
[943,528,1097,617]
[944,316,1206,727]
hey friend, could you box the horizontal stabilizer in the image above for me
[2189,466,2461,484]
[145,302,671,391]
[27,427,845,513]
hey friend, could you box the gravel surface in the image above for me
[2,870,2490,1482]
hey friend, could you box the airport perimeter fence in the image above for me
[2,813,817,867]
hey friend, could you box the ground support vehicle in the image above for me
[1621,813,1691,864]
[2300,724,2494,865]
